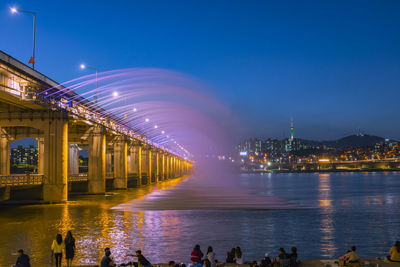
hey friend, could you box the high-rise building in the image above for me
[10,145,38,167]
[237,138,262,155]
[290,117,294,141]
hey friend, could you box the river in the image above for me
[1,171,400,266]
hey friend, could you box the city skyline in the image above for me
[1,1,400,141]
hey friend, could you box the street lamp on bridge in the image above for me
[80,64,99,103]
[10,7,37,69]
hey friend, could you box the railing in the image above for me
[0,174,44,186]
[68,173,88,182]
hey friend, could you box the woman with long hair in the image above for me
[206,246,216,267]
[235,247,243,264]
[51,234,65,267]
[191,244,204,264]
[64,231,76,267]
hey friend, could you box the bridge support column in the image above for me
[88,126,106,194]
[161,153,165,181]
[105,148,113,174]
[169,156,173,178]
[156,151,160,182]
[113,137,127,189]
[42,117,68,202]
[0,130,10,176]
[147,149,152,184]
[68,144,80,175]
[164,155,168,180]
[141,148,148,184]
[135,145,142,186]
[37,138,45,174]
[173,157,176,178]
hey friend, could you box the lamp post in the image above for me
[80,64,99,103]
[11,7,36,69]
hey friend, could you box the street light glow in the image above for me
[112,91,119,97]
[80,64,86,69]
[133,108,137,112]
[145,118,149,122]
[161,130,165,134]
[10,7,18,13]
[154,125,158,129]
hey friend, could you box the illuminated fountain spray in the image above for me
[38,68,241,162]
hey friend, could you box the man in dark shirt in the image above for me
[15,249,30,267]
[136,250,151,267]
[101,248,116,267]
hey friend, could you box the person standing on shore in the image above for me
[191,244,204,265]
[64,231,76,267]
[226,248,235,263]
[206,246,216,267]
[51,234,65,267]
[135,250,152,267]
[101,248,116,267]
[15,249,30,267]
[234,247,243,264]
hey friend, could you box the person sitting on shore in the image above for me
[136,250,152,267]
[289,247,299,267]
[273,248,289,267]
[15,249,30,267]
[277,248,288,260]
[191,244,204,265]
[206,246,216,267]
[203,259,211,267]
[388,241,400,262]
[226,248,235,263]
[234,246,243,264]
[260,253,272,267]
[101,248,116,267]
[341,246,360,264]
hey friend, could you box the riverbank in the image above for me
[242,169,400,174]
[70,259,400,267]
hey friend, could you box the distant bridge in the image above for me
[267,159,400,172]
[0,50,192,203]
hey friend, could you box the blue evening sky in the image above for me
[1,0,400,145]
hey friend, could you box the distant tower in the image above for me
[290,117,294,141]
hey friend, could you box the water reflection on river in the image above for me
[1,172,400,266]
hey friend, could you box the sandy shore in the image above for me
[71,259,400,267]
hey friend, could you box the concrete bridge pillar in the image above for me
[170,156,174,178]
[161,153,165,181]
[0,130,10,176]
[147,149,152,184]
[68,144,80,175]
[156,151,160,182]
[141,148,148,184]
[88,126,106,194]
[105,148,113,174]
[173,157,177,178]
[134,145,142,186]
[37,137,45,174]
[164,155,169,180]
[42,117,68,203]
[113,136,127,189]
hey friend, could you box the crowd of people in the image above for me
[190,244,299,267]
[12,239,400,267]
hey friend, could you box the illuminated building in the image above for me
[10,145,38,173]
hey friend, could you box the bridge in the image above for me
[0,50,193,203]
[264,159,400,172]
